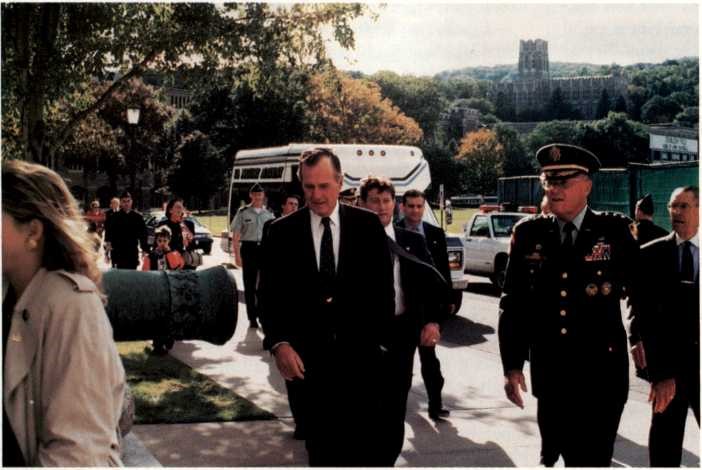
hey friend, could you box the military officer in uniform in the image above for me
[633,193,668,246]
[230,183,275,328]
[498,143,639,466]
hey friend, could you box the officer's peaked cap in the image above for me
[636,193,655,215]
[249,183,264,193]
[536,143,601,176]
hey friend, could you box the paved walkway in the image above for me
[124,267,700,467]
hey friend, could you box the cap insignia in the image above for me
[549,146,561,162]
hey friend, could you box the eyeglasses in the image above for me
[668,202,699,210]
[540,175,585,190]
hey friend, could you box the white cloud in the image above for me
[326,3,699,76]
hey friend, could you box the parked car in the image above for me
[144,211,214,255]
[463,211,529,289]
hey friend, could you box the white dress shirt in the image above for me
[385,222,406,316]
[674,231,699,280]
[557,205,588,244]
[310,202,340,271]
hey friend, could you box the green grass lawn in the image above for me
[193,214,229,237]
[117,341,274,424]
[433,207,478,234]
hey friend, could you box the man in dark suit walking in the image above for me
[260,148,395,466]
[359,176,448,464]
[397,188,454,420]
[499,144,640,466]
[635,186,699,467]
[629,193,670,377]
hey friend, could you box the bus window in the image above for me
[242,168,261,179]
[234,169,240,179]
[261,167,284,179]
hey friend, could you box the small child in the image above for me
[141,226,184,271]
[141,225,183,355]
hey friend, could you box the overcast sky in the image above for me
[325,3,699,76]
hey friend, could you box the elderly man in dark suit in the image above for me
[260,148,395,466]
[359,176,448,464]
[397,188,454,421]
[499,144,640,466]
[635,186,699,467]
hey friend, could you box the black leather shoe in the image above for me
[429,408,450,420]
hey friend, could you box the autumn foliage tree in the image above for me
[305,69,423,145]
[455,128,505,195]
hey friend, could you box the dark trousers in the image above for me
[537,394,625,466]
[285,378,307,435]
[379,314,419,465]
[304,345,387,466]
[649,367,700,467]
[419,345,445,411]
[111,249,138,270]
[240,241,261,324]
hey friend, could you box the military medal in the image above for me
[601,282,612,296]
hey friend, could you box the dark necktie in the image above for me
[681,240,695,282]
[320,217,335,280]
[562,222,576,250]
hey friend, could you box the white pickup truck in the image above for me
[463,211,529,289]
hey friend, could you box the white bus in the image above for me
[222,143,468,310]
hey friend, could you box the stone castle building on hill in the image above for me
[491,39,628,119]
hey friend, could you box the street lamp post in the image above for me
[126,107,141,207]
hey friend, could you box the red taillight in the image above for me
[518,206,538,214]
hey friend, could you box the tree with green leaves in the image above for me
[369,71,446,141]
[168,131,226,209]
[674,106,699,127]
[595,89,611,119]
[1,3,370,167]
[493,123,533,176]
[544,87,581,120]
[578,112,649,167]
[641,95,682,124]
[525,120,582,157]
[613,94,628,114]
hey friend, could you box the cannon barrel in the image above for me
[102,266,238,345]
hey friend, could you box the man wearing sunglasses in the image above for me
[498,143,639,466]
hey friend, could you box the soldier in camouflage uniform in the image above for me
[498,144,640,467]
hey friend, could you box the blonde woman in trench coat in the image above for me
[2,159,125,466]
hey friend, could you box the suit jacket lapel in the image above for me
[336,204,348,280]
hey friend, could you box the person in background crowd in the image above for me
[103,197,121,263]
[339,187,358,206]
[141,225,184,272]
[633,193,669,246]
[230,184,275,329]
[397,188,453,421]
[104,191,148,269]
[499,144,639,466]
[85,200,106,236]
[260,148,395,466]
[634,186,699,467]
[2,159,125,466]
[156,198,196,269]
[359,176,447,464]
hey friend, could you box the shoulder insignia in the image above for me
[55,271,96,293]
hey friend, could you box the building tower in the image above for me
[518,39,550,80]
